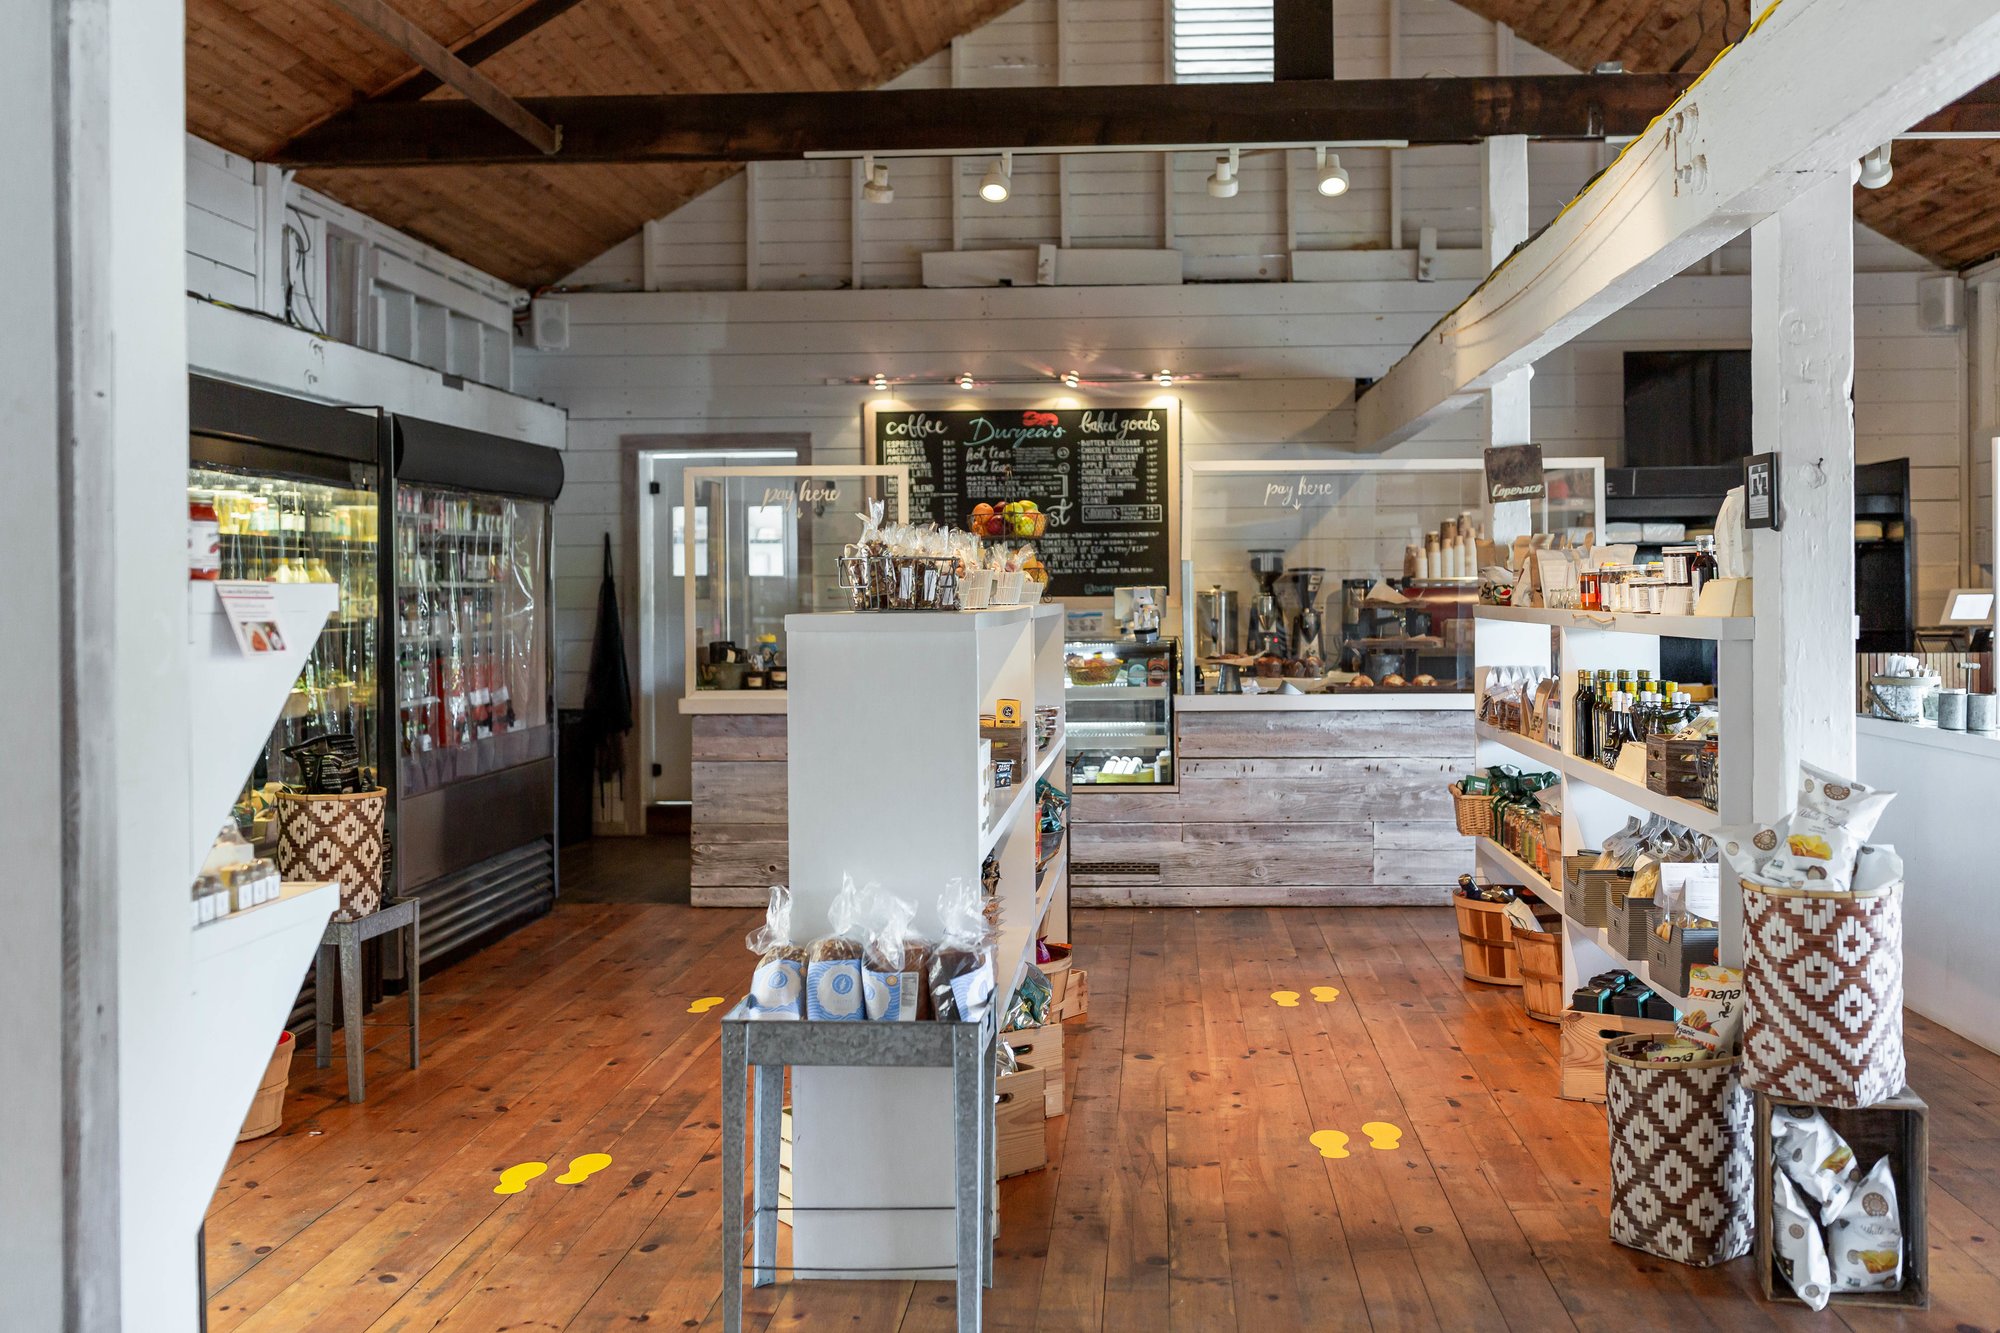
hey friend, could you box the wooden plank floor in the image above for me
[208,902,2000,1332]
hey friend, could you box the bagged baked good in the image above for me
[745,885,807,1020]
[929,876,997,1022]
[1759,764,1897,891]
[859,886,924,1022]
[1770,1105,1862,1223]
[1771,1170,1835,1311]
[1674,964,1746,1057]
[1721,818,1792,888]
[805,877,868,1021]
[1828,1156,1903,1292]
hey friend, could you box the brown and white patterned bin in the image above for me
[276,787,386,921]
[1740,880,1905,1110]
[1605,1036,1756,1267]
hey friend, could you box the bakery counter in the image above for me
[680,697,789,906]
[1069,704,1474,908]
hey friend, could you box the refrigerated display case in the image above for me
[188,376,390,812]
[1064,637,1178,785]
[390,417,563,964]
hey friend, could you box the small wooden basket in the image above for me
[1514,922,1564,1023]
[236,1030,295,1142]
[1449,786,1496,838]
[1454,896,1521,987]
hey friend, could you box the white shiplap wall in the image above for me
[518,270,1966,708]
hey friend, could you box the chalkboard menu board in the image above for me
[867,404,1176,598]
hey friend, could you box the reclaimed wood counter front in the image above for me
[1069,701,1474,908]
[689,712,788,907]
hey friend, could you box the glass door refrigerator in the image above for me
[390,416,564,966]
[188,376,392,818]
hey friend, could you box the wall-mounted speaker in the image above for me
[1919,274,1964,334]
[529,298,571,351]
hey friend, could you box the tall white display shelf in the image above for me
[1472,606,1757,1008]
[783,602,1067,1278]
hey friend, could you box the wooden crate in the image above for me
[1050,967,1090,1023]
[1558,1010,1681,1102]
[1754,1088,1930,1309]
[1454,896,1522,987]
[997,1062,1049,1179]
[1513,924,1564,1023]
[1007,1021,1066,1117]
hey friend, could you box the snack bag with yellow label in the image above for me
[1771,1171,1834,1311]
[1760,764,1896,891]
[1674,964,1746,1056]
[1827,1157,1903,1293]
[1771,1105,1864,1224]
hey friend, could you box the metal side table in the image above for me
[720,1006,996,1333]
[313,896,420,1103]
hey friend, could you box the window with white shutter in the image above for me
[1171,0,1274,83]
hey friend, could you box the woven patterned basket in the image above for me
[1606,1036,1756,1267]
[1741,879,1905,1109]
[276,787,386,922]
[1450,786,1496,837]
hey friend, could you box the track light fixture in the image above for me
[1060,371,1080,389]
[1155,370,1174,387]
[1315,147,1350,198]
[979,152,1013,204]
[1207,147,1240,200]
[1858,143,1893,190]
[861,155,894,204]
[870,373,889,391]
[957,372,976,390]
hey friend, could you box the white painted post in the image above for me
[850,159,866,291]
[1386,0,1403,251]
[744,163,761,291]
[1482,135,1534,542]
[1750,172,1858,812]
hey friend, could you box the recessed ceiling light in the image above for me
[979,151,1013,204]
[957,372,976,390]
[1060,371,1080,389]
[1315,147,1350,198]
[870,373,889,391]
[1207,148,1239,200]
[1155,370,1174,387]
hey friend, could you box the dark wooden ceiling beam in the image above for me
[274,72,1697,167]
[326,0,561,153]
[373,0,591,103]
[1274,0,1336,82]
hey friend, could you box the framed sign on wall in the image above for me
[864,400,1180,600]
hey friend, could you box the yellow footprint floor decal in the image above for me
[1362,1122,1404,1151]
[1308,1130,1351,1159]
[1270,991,1301,1007]
[556,1152,613,1184]
[494,1162,547,1195]
[687,996,726,1014]
[1310,986,1340,1003]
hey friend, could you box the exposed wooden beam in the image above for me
[1354,0,2000,451]
[274,72,1693,167]
[325,0,560,155]
[1274,0,1336,81]
[373,0,589,103]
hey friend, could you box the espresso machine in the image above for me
[1281,567,1327,675]
[1246,550,1287,657]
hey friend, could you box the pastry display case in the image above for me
[1180,459,1603,696]
[1064,637,1179,785]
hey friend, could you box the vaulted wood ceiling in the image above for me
[189,0,2000,289]
[1454,0,2000,270]
[187,0,1025,286]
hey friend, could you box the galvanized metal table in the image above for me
[312,896,420,1103]
[719,1005,996,1333]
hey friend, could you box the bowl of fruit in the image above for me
[968,500,1047,539]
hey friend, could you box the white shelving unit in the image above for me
[1472,608,1755,1007]
[781,602,1067,1278]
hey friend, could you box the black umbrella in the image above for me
[581,534,634,784]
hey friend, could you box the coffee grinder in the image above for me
[1246,550,1287,657]
[1281,567,1327,675]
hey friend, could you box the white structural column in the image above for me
[1750,173,1858,814]
[1356,0,2000,450]
[1482,135,1534,543]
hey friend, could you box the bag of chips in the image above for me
[805,877,868,1021]
[1758,764,1897,891]
[745,885,807,1020]
[859,886,924,1021]
[1827,1157,1903,1293]
[1674,964,1746,1057]
[1771,1170,1835,1311]
[929,876,997,1023]
[1770,1104,1862,1224]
